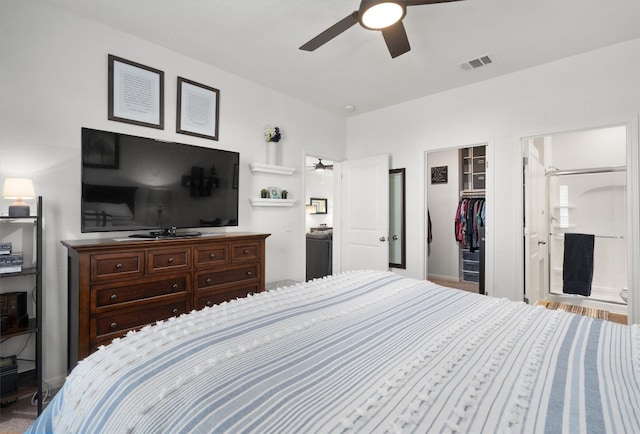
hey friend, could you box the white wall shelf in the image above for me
[250,163,295,176]
[250,198,296,207]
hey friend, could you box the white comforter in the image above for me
[28,270,640,433]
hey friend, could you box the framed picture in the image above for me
[431,166,448,184]
[268,187,281,199]
[177,77,220,141]
[108,54,164,129]
[310,198,327,214]
[82,130,119,169]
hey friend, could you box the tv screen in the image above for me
[81,128,239,235]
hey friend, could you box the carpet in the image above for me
[0,397,37,433]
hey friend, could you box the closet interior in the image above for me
[427,144,487,293]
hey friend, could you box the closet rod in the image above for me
[546,166,626,176]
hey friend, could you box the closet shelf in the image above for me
[249,163,296,176]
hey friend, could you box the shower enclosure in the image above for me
[547,167,627,304]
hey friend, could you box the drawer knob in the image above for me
[115,263,123,269]
[110,294,117,300]
[172,308,179,315]
[206,278,212,284]
[206,301,213,307]
[110,322,117,329]
[209,253,216,259]
[243,249,249,254]
[168,257,174,263]
[172,283,178,289]
[247,271,253,276]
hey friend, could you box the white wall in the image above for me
[347,39,640,304]
[0,0,346,386]
[426,149,460,281]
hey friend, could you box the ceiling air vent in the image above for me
[459,55,493,71]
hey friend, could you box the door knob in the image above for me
[379,236,387,242]
[538,240,547,245]
[392,235,398,240]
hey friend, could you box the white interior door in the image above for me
[524,139,547,304]
[340,154,390,271]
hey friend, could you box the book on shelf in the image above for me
[0,242,11,255]
[0,265,22,274]
[0,254,23,266]
[0,254,23,273]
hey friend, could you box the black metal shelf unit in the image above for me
[0,196,43,414]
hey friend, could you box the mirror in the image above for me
[389,168,406,269]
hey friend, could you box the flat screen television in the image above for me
[81,127,239,237]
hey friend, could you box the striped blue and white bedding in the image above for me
[28,270,640,433]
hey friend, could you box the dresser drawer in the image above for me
[147,248,190,273]
[196,265,259,290]
[231,242,260,263]
[91,251,144,282]
[93,274,190,310]
[196,284,259,310]
[194,245,229,268]
[93,298,188,339]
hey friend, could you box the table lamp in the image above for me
[3,178,35,217]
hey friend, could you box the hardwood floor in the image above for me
[428,277,479,294]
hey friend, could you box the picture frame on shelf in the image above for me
[268,187,281,199]
[108,54,164,129]
[177,77,220,141]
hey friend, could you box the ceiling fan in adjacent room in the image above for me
[299,0,464,58]
[308,159,334,172]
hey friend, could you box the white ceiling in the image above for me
[44,0,640,117]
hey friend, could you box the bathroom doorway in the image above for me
[522,125,628,311]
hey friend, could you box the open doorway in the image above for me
[426,144,487,293]
[522,125,628,313]
[304,155,334,281]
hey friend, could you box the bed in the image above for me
[28,270,640,433]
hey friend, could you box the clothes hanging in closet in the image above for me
[455,197,485,251]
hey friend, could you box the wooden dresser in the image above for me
[62,232,269,370]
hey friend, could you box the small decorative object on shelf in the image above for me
[261,189,269,198]
[264,126,281,165]
[281,190,288,199]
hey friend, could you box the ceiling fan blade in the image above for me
[405,0,464,6]
[381,21,410,58]
[299,12,359,51]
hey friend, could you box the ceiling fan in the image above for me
[308,159,334,171]
[299,0,464,58]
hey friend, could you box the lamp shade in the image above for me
[3,178,35,217]
[3,178,35,200]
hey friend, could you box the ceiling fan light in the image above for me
[360,1,405,30]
